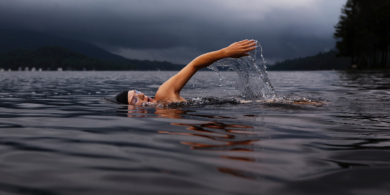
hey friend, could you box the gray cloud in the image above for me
[0,0,345,64]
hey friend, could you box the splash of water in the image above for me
[208,40,276,100]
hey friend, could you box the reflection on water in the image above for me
[161,121,258,152]
[0,71,390,194]
[126,106,263,180]
[162,118,262,180]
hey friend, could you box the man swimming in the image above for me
[115,39,257,106]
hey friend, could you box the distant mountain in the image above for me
[0,46,187,71]
[268,50,350,70]
[0,29,126,61]
[0,29,185,70]
[0,46,137,70]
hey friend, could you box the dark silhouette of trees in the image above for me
[0,46,184,71]
[268,50,350,70]
[334,0,390,68]
[0,46,137,70]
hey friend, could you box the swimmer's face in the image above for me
[128,90,156,106]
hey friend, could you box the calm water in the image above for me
[0,70,390,195]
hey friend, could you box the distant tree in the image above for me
[334,0,364,67]
[334,0,390,68]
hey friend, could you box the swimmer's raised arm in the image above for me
[154,40,257,102]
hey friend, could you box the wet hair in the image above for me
[115,91,128,104]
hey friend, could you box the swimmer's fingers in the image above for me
[242,39,255,44]
[224,40,257,58]
[244,46,257,52]
[241,45,257,54]
[240,40,257,51]
[243,44,257,52]
[246,41,257,47]
[237,40,250,46]
[242,40,256,47]
[237,39,255,46]
[238,39,250,43]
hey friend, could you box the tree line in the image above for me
[334,0,390,69]
[0,46,184,71]
[0,46,137,70]
[269,50,350,70]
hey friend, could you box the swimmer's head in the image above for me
[115,91,128,104]
[115,90,156,106]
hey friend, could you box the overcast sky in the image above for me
[0,0,346,64]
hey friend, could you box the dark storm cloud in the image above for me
[0,0,345,64]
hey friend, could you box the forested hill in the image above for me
[0,29,126,61]
[0,46,184,71]
[268,50,350,71]
[0,29,185,70]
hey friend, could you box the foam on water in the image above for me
[208,40,276,100]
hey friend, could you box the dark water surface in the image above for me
[0,71,390,195]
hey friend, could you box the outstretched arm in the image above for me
[155,40,257,102]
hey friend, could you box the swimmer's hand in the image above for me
[222,39,257,58]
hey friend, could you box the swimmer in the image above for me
[115,39,257,105]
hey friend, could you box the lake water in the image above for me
[0,70,389,195]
